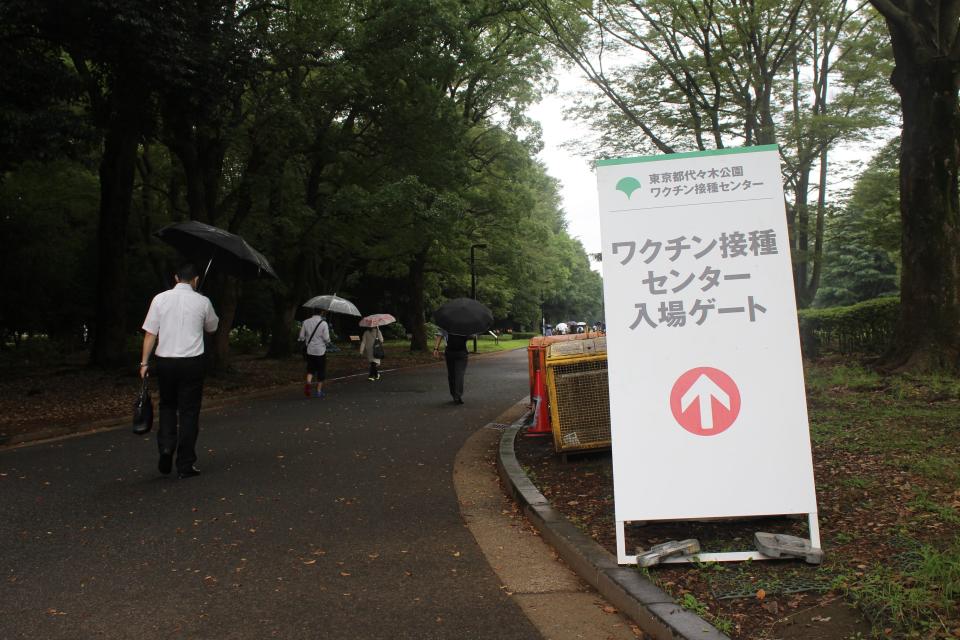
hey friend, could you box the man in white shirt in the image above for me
[140,264,219,478]
[298,310,330,398]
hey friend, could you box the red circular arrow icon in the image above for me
[670,367,741,436]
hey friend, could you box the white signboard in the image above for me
[596,145,818,527]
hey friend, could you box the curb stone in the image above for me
[497,420,732,640]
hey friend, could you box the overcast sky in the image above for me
[526,68,604,264]
[525,68,895,277]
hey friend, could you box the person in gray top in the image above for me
[299,310,330,398]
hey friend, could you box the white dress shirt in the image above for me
[142,283,219,358]
[299,315,330,356]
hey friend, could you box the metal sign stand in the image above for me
[616,512,822,565]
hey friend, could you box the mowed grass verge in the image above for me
[804,362,960,638]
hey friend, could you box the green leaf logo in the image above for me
[616,176,642,199]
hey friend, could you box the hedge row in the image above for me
[798,296,899,357]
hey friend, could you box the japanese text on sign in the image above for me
[645,164,764,199]
[611,229,779,330]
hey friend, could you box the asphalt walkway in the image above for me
[0,350,544,639]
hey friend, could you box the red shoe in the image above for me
[304,383,312,397]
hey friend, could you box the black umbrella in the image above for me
[154,221,279,282]
[433,297,493,336]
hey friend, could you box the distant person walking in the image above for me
[139,264,219,479]
[359,326,384,381]
[299,310,330,398]
[433,329,469,404]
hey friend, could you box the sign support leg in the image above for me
[616,521,637,564]
[616,513,823,565]
[807,511,821,549]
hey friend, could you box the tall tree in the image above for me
[32,1,172,365]
[529,0,893,306]
[816,142,900,307]
[867,2,960,370]
[0,0,604,358]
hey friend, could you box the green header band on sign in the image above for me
[595,144,780,167]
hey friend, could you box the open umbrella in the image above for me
[433,297,493,336]
[155,221,278,281]
[359,313,396,328]
[302,294,361,317]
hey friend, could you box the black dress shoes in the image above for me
[178,466,201,479]
[158,451,173,475]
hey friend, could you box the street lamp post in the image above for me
[470,243,487,353]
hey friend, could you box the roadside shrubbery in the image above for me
[799,296,899,357]
[379,321,407,341]
[229,326,263,354]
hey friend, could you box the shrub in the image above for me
[511,332,538,340]
[0,334,60,367]
[798,296,899,357]
[380,321,407,340]
[229,326,262,354]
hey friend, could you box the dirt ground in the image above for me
[515,435,872,639]
[0,345,435,444]
[514,360,960,640]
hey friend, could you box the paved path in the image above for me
[0,350,542,639]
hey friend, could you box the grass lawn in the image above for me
[804,362,960,639]
[471,334,529,354]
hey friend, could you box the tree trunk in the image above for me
[205,275,239,373]
[268,294,298,358]
[793,167,812,307]
[267,240,310,359]
[886,50,960,371]
[408,251,429,352]
[809,147,827,301]
[163,122,224,224]
[89,94,143,367]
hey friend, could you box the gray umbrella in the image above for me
[302,294,361,317]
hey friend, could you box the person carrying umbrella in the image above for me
[299,309,331,398]
[298,294,361,396]
[359,314,393,381]
[139,264,219,479]
[433,329,468,404]
[432,298,493,405]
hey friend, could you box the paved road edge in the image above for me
[497,420,731,640]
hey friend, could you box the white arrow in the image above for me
[680,374,731,430]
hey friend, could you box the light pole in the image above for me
[470,243,487,353]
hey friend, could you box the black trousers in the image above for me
[368,361,379,378]
[444,351,468,399]
[155,355,205,472]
